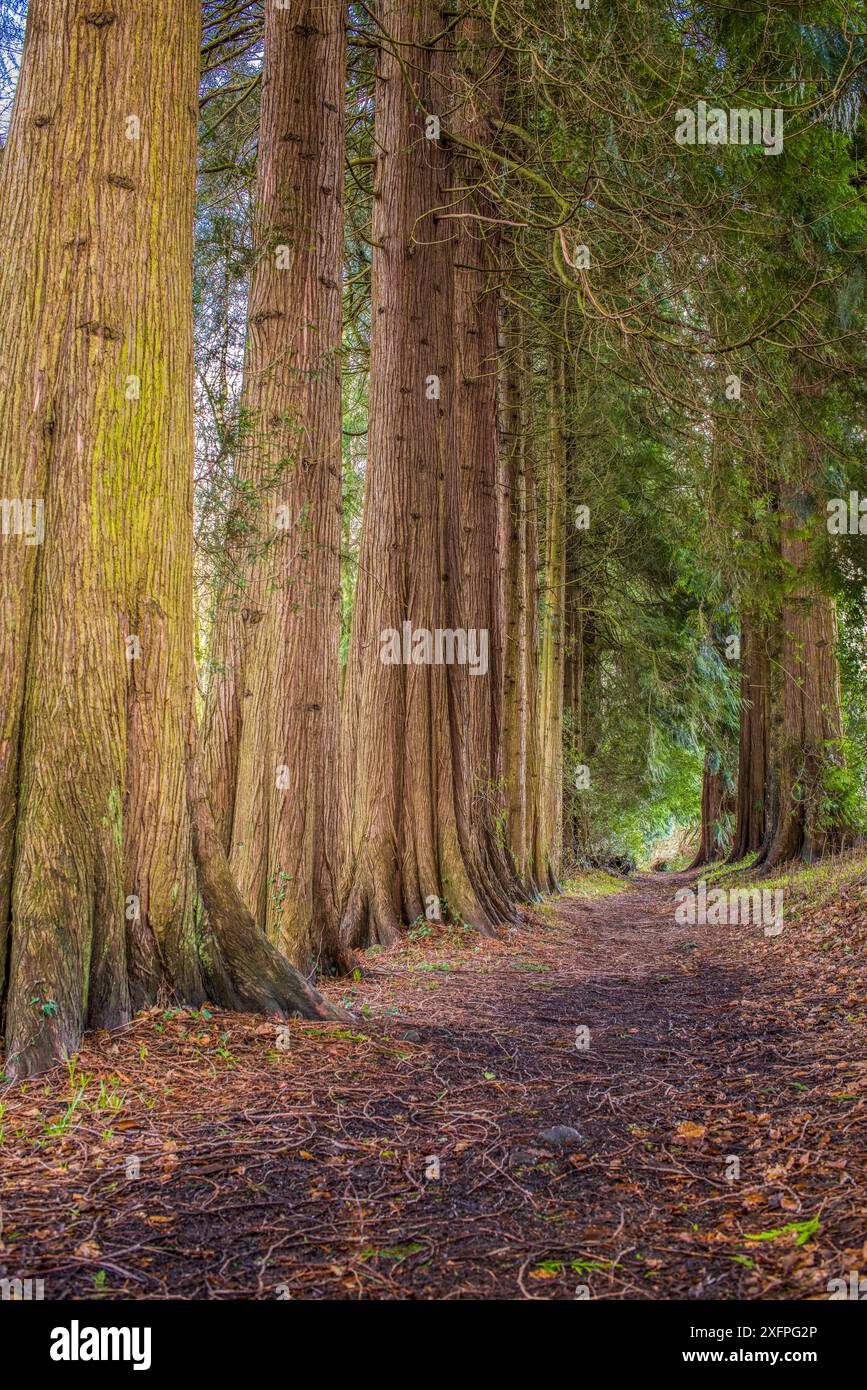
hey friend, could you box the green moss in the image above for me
[102,788,122,851]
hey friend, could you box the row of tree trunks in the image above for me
[202,0,344,972]
[199,8,555,957]
[0,0,337,1077]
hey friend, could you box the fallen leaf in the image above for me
[675,1121,706,1140]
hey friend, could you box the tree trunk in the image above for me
[0,0,337,1078]
[729,609,770,860]
[562,431,589,867]
[500,302,550,896]
[564,602,593,866]
[339,0,511,952]
[523,383,548,891]
[538,327,566,891]
[449,19,522,918]
[202,0,344,972]
[689,750,733,868]
[762,471,850,867]
[500,307,529,884]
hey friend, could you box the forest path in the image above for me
[1,875,864,1299]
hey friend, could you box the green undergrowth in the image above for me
[560,869,631,899]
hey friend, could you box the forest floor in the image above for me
[1,857,865,1301]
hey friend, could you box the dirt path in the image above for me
[1,876,864,1299]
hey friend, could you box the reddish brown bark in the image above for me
[500,308,534,891]
[729,610,770,861]
[449,19,523,916]
[762,474,849,867]
[500,303,552,895]
[538,328,566,890]
[689,751,733,869]
[339,1,515,951]
[203,0,344,971]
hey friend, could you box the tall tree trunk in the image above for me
[538,328,566,890]
[562,434,587,867]
[499,302,547,896]
[762,469,850,867]
[523,374,548,891]
[202,0,344,972]
[500,306,529,883]
[449,19,522,917]
[729,609,770,860]
[339,0,511,952]
[0,0,336,1078]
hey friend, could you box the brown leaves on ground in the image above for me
[0,870,864,1299]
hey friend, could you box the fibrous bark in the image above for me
[202,0,344,971]
[761,471,850,867]
[689,750,733,868]
[449,18,523,918]
[729,609,770,860]
[339,0,514,952]
[537,328,566,890]
[0,0,336,1078]
[499,306,544,893]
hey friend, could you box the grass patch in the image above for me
[560,870,629,899]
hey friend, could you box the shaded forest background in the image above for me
[1,0,866,1076]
